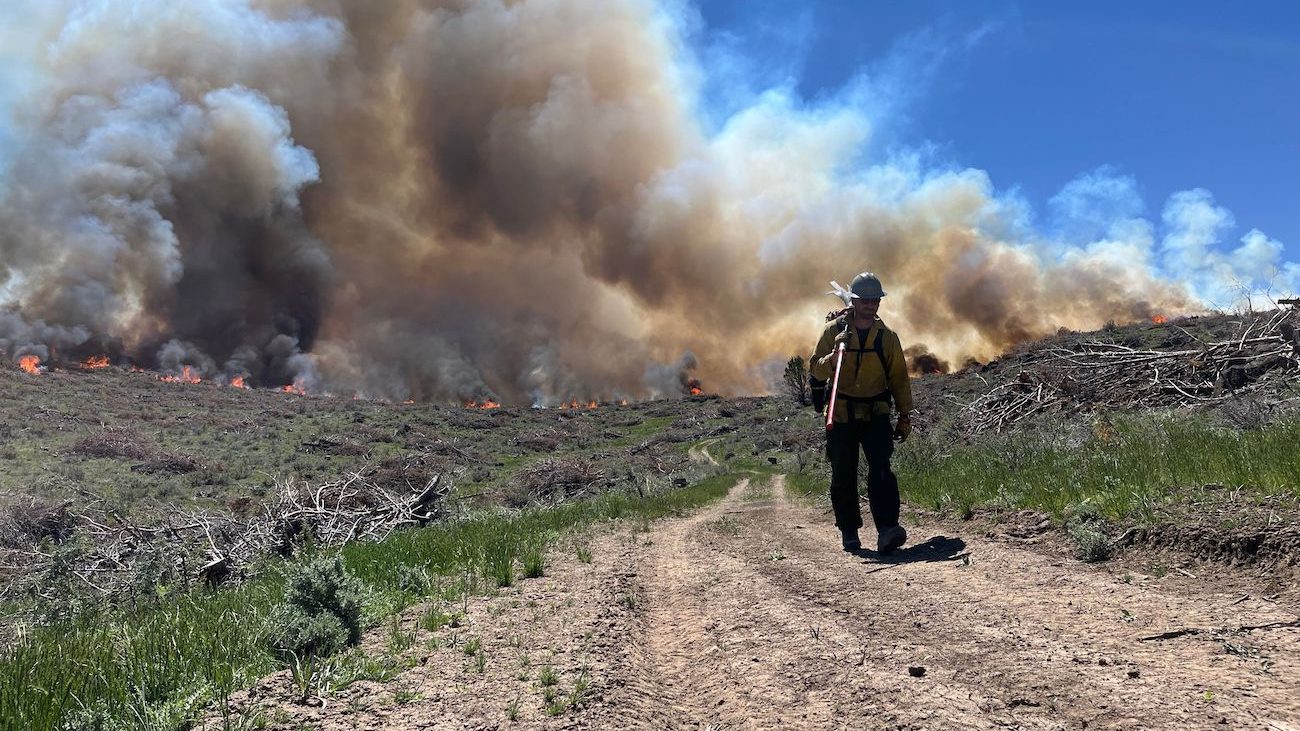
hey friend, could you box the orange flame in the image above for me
[282,381,307,396]
[161,366,201,383]
[18,355,40,375]
[587,400,598,409]
[1151,314,1168,324]
[230,376,248,389]
[82,356,110,370]
[464,399,500,409]
[619,399,629,406]
[687,378,703,396]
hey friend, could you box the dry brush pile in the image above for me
[958,309,1300,435]
[69,426,208,475]
[0,470,449,615]
[503,457,607,507]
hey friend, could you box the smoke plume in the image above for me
[903,345,948,376]
[0,0,1288,403]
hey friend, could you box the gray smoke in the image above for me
[0,2,337,381]
[643,351,700,399]
[157,339,216,378]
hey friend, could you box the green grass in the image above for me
[537,665,559,687]
[521,539,547,579]
[605,416,675,446]
[0,586,282,731]
[0,473,741,731]
[574,541,593,564]
[784,470,825,500]
[894,413,1300,520]
[783,413,1300,528]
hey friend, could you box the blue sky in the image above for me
[688,0,1300,272]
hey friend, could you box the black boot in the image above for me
[877,525,907,554]
[840,528,861,552]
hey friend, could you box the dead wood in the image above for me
[1139,618,1300,641]
[506,457,606,507]
[8,470,450,599]
[958,310,1300,435]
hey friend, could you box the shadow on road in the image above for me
[852,535,968,570]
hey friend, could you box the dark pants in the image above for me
[827,415,899,532]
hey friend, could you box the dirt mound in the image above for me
[1120,488,1300,567]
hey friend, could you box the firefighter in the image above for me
[809,272,913,553]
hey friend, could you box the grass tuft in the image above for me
[521,540,546,579]
[537,665,559,687]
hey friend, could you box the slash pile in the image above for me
[0,471,447,608]
[959,308,1300,435]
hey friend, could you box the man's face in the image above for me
[852,296,881,320]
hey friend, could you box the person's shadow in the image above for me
[851,535,968,571]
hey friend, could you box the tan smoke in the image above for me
[0,0,1201,403]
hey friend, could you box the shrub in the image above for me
[267,555,365,658]
[270,606,350,660]
[1067,522,1113,563]
[392,563,435,595]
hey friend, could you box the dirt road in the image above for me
[228,477,1300,730]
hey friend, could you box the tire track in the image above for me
[599,477,840,729]
[686,438,720,466]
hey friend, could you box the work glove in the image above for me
[809,377,827,414]
[833,329,851,348]
[893,414,912,443]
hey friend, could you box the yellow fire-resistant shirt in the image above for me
[810,315,913,424]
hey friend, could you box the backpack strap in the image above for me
[848,323,889,362]
[872,328,891,375]
[837,324,895,421]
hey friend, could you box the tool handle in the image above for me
[824,316,853,431]
[824,342,846,431]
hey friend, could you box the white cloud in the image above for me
[1048,166,1145,243]
[1160,188,1235,274]
[1158,189,1296,306]
[1231,228,1285,281]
